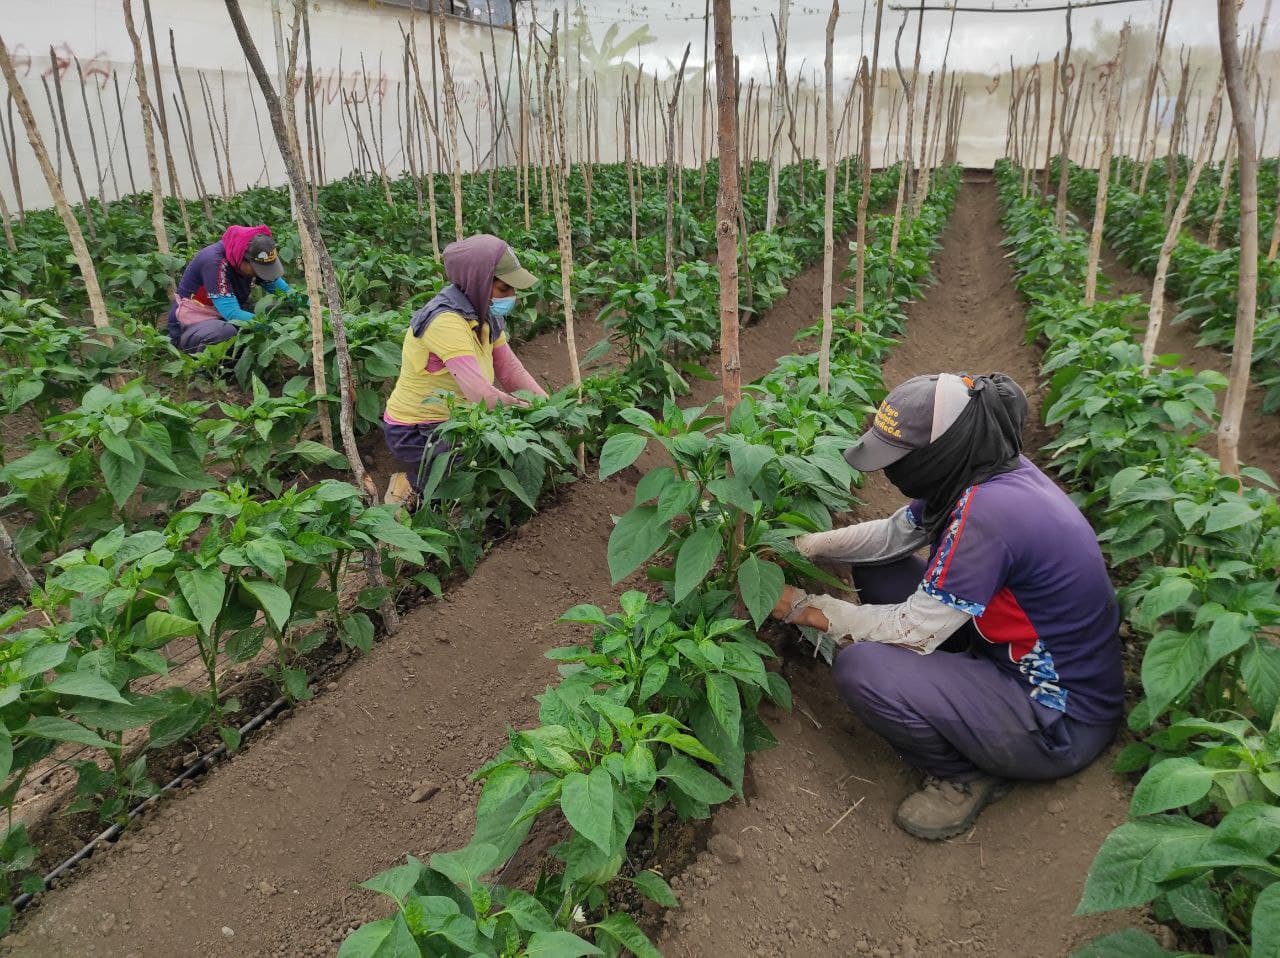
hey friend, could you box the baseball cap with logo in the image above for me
[246,233,284,282]
[494,247,537,289]
[843,373,974,471]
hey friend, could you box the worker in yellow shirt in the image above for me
[383,234,549,509]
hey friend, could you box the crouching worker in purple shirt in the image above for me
[166,225,304,353]
[771,372,1123,840]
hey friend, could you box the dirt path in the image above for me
[6,235,856,957]
[1097,246,1280,476]
[658,177,1140,958]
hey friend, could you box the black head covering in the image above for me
[883,373,1029,543]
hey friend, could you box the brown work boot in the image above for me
[894,774,1011,840]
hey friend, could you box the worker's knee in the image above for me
[834,641,901,710]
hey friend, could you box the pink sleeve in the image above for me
[443,355,513,410]
[492,343,549,397]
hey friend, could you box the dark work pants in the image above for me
[381,420,450,493]
[175,318,239,354]
[833,556,1116,783]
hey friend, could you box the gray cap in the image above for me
[246,233,284,281]
[843,373,973,471]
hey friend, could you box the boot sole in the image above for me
[894,781,1013,841]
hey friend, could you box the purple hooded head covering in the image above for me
[410,234,508,340]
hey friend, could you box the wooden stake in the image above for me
[1085,24,1130,307]
[48,47,97,242]
[856,0,886,317]
[406,18,441,258]
[123,1,171,259]
[169,32,215,225]
[700,0,712,206]
[142,0,191,245]
[113,71,139,195]
[224,0,398,632]
[1216,0,1260,477]
[1144,81,1224,369]
[1163,52,1192,224]
[819,0,839,395]
[1054,4,1076,233]
[0,37,111,332]
[2,93,25,217]
[766,0,791,232]
[665,44,693,297]
[72,58,108,212]
[713,0,742,419]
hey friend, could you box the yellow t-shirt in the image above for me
[384,311,507,424]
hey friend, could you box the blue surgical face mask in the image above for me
[489,296,517,318]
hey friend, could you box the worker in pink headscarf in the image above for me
[166,225,303,353]
[382,234,548,509]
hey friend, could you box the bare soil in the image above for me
[3,231,858,956]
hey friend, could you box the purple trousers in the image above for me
[833,557,1116,783]
[381,420,450,493]
[175,318,238,354]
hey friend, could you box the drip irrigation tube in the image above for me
[12,694,292,913]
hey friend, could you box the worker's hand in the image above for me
[771,584,807,621]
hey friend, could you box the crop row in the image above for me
[997,159,1280,956]
[337,166,963,958]
[1063,160,1280,414]
[0,161,897,930]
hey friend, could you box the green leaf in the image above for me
[1245,641,1280,723]
[144,611,198,645]
[598,432,648,480]
[100,448,145,508]
[1166,878,1229,933]
[524,931,602,958]
[706,673,742,739]
[1129,758,1216,817]
[1141,628,1209,719]
[591,912,661,958]
[629,869,678,908]
[241,579,293,633]
[342,613,375,653]
[359,860,425,903]
[500,889,555,933]
[51,564,114,597]
[560,767,615,855]
[176,567,225,636]
[673,525,723,602]
[1134,577,1194,629]
[336,914,422,958]
[48,672,129,705]
[606,506,668,583]
[1076,816,1211,914]
[1253,881,1280,958]
[658,753,733,805]
[428,843,501,888]
[19,716,116,750]
[737,554,785,628]
[727,440,775,486]
[17,641,69,680]
[1203,499,1258,534]
[245,538,288,583]
[1069,930,1175,958]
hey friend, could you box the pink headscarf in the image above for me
[221,225,272,267]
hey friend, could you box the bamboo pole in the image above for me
[1216,0,1260,477]
[623,76,638,252]
[1144,81,1223,369]
[49,48,97,242]
[0,37,111,332]
[224,0,398,633]
[1085,24,1129,307]
[121,1,170,258]
[855,0,886,319]
[819,0,839,395]
[713,0,742,419]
